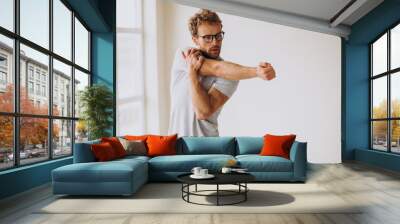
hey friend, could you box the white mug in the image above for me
[221,167,232,174]
[200,169,208,176]
[191,167,202,176]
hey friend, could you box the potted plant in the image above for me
[79,84,113,140]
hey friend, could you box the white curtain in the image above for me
[116,0,145,135]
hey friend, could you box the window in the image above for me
[42,85,46,97]
[0,0,91,170]
[391,23,400,70]
[35,84,40,96]
[0,116,13,170]
[53,59,72,117]
[53,119,72,158]
[0,70,7,92]
[74,69,89,119]
[19,117,49,165]
[74,69,89,142]
[0,35,13,113]
[0,55,7,67]
[0,0,14,32]
[53,0,72,60]
[28,81,34,94]
[28,67,34,80]
[54,89,58,105]
[0,54,7,88]
[0,71,6,84]
[20,0,49,49]
[0,54,8,89]
[371,23,400,154]
[35,70,40,81]
[372,34,387,77]
[74,18,89,70]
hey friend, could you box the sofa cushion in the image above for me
[101,137,127,158]
[260,134,296,159]
[124,135,150,141]
[236,155,293,172]
[91,142,118,161]
[148,154,235,172]
[235,137,263,155]
[118,138,147,156]
[115,155,150,163]
[52,158,147,183]
[147,134,178,157]
[177,137,236,155]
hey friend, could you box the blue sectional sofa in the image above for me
[52,137,307,196]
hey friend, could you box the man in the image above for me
[168,9,276,137]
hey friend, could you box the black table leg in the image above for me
[187,184,190,202]
[217,184,219,206]
[245,183,247,201]
[195,184,197,192]
[181,183,183,199]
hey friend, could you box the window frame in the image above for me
[370,20,400,154]
[0,0,92,171]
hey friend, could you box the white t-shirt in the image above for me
[168,47,239,137]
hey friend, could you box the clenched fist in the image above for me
[182,48,204,72]
[257,62,276,81]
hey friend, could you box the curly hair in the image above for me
[188,9,222,37]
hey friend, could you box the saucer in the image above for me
[190,174,215,179]
[232,170,249,174]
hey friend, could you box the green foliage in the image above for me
[79,84,113,140]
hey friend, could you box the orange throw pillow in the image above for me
[101,137,127,158]
[124,135,150,141]
[260,134,296,159]
[91,142,117,161]
[146,134,178,157]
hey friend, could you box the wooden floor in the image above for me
[1,162,400,224]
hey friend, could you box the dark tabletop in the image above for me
[177,172,255,185]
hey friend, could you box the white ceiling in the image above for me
[225,0,353,22]
[174,0,384,38]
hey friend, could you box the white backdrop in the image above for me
[160,2,342,163]
[117,0,342,163]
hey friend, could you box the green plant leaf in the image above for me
[79,84,114,140]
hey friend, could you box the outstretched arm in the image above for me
[201,59,256,80]
[182,48,276,81]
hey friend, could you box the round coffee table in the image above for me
[177,172,255,206]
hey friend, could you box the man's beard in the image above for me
[201,49,220,59]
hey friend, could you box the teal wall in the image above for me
[91,32,116,135]
[0,0,116,200]
[65,0,113,32]
[0,158,72,199]
[355,148,400,172]
[343,42,370,160]
[343,0,400,171]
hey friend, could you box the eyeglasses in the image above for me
[198,31,225,43]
